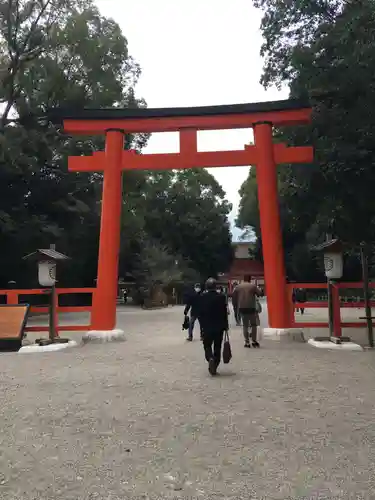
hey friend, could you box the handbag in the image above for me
[222,330,232,364]
[182,315,190,330]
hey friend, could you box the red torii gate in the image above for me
[50,100,313,335]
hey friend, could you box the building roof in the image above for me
[48,98,310,123]
[312,239,342,253]
[224,259,264,277]
[232,241,254,247]
[23,249,70,261]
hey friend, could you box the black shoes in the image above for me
[208,358,217,376]
[244,341,260,348]
[186,336,192,342]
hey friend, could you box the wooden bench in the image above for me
[0,304,30,352]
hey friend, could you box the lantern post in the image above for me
[23,244,70,344]
[313,239,348,345]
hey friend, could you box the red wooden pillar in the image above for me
[53,288,59,337]
[253,122,290,328]
[331,284,342,338]
[91,130,124,331]
[7,292,18,305]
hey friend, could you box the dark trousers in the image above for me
[232,303,241,324]
[188,315,202,338]
[203,330,224,367]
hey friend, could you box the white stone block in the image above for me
[82,329,126,343]
[262,328,305,342]
[308,338,363,351]
[19,340,78,353]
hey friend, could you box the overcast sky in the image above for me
[95,0,288,240]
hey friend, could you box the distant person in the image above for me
[198,278,229,375]
[231,281,241,326]
[293,288,307,315]
[217,285,230,315]
[255,295,262,329]
[292,288,297,312]
[184,283,203,341]
[232,275,262,348]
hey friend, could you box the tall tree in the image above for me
[238,0,375,280]
[0,0,146,286]
[0,1,234,289]
[134,169,234,279]
[253,0,347,89]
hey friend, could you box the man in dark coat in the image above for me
[198,277,229,375]
[184,283,203,341]
[231,281,241,326]
[293,288,307,315]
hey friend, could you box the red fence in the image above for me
[0,288,95,334]
[287,282,375,337]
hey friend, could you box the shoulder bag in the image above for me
[222,330,232,364]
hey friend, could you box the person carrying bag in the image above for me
[198,278,229,376]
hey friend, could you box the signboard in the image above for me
[0,304,30,343]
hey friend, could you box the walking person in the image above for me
[297,288,307,315]
[218,285,230,316]
[198,278,229,376]
[231,281,241,326]
[255,295,262,331]
[184,283,203,341]
[232,275,263,348]
[293,287,307,314]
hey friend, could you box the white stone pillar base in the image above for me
[262,328,305,342]
[308,338,363,351]
[82,329,126,344]
[19,340,78,353]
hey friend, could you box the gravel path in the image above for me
[1,305,375,499]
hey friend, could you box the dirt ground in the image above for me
[0,304,374,499]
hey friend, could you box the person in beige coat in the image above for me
[232,275,263,348]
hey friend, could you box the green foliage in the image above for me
[0,0,142,286]
[131,239,185,288]
[237,167,259,235]
[253,0,346,89]
[0,0,233,288]
[238,0,375,280]
[140,170,233,279]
